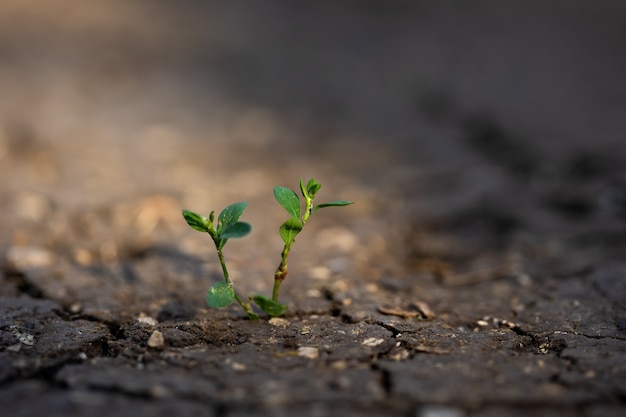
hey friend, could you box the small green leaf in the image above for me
[252,295,288,317]
[306,178,322,197]
[217,202,248,234]
[279,217,303,245]
[182,209,210,232]
[220,221,252,239]
[299,177,309,200]
[314,200,353,212]
[206,281,235,308]
[274,186,301,219]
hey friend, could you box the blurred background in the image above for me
[1,0,626,327]
[1,0,625,217]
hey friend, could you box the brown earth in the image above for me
[1,2,625,416]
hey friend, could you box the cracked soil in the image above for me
[1,2,625,416]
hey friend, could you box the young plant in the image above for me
[182,203,259,319]
[271,178,353,304]
[182,178,352,319]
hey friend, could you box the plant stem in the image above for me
[216,247,258,320]
[272,194,314,302]
[216,248,233,286]
[302,199,312,225]
[272,243,290,301]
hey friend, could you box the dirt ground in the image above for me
[1,2,625,416]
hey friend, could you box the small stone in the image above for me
[17,332,35,346]
[362,338,385,347]
[330,360,348,371]
[231,362,246,371]
[306,289,322,298]
[365,283,379,293]
[147,330,164,348]
[4,246,54,273]
[69,302,83,314]
[72,247,93,265]
[268,317,290,327]
[297,346,319,359]
[390,349,410,361]
[137,316,158,326]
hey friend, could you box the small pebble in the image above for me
[330,360,348,371]
[268,317,290,327]
[362,338,384,347]
[147,330,164,348]
[72,247,93,265]
[69,301,83,314]
[137,316,158,326]
[297,346,319,359]
[390,349,410,361]
[306,289,322,298]
[17,333,35,346]
[231,362,247,371]
[4,246,54,273]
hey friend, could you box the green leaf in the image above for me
[306,178,321,197]
[274,186,301,219]
[206,281,235,308]
[299,177,309,200]
[182,209,210,232]
[314,200,353,212]
[279,217,303,245]
[252,295,288,317]
[217,202,248,234]
[220,221,252,239]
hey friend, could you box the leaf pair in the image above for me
[300,177,321,201]
[182,202,251,249]
[205,282,286,317]
[273,178,353,246]
[215,202,251,249]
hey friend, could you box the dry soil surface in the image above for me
[1,2,625,417]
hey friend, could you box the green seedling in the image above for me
[271,178,353,303]
[182,178,352,319]
[182,203,259,319]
